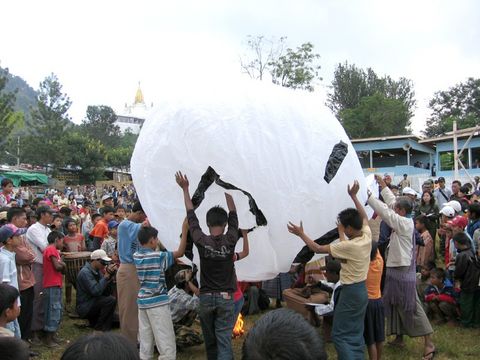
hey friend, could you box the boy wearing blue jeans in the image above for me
[176,171,239,360]
[42,231,66,347]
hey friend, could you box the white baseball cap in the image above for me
[102,194,113,201]
[90,249,112,262]
[444,201,461,213]
[439,205,455,218]
[402,187,417,196]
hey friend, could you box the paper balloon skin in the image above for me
[131,80,369,281]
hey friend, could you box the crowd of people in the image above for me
[1,171,480,360]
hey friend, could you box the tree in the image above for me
[81,105,121,148]
[107,146,133,171]
[63,132,107,183]
[22,73,72,173]
[423,78,480,137]
[340,93,411,139]
[327,62,416,119]
[240,36,322,91]
[269,42,321,91]
[0,68,23,151]
[240,35,286,80]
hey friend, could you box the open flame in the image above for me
[232,313,245,338]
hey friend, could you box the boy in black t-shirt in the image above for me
[176,171,239,360]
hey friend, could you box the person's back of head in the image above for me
[0,337,29,360]
[61,332,140,360]
[468,202,480,220]
[0,284,19,321]
[206,205,228,228]
[337,207,362,231]
[242,308,327,360]
[453,232,470,249]
[395,196,413,216]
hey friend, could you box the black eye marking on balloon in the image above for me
[324,141,348,184]
[191,166,267,227]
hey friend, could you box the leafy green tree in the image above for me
[423,78,480,137]
[0,68,23,151]
[22,73,72,173]
[63,132,107,183]
[81,105,121,148]
[107,146,133,170]
[327,62,416,120]
[240,35,287,80]
[340,93,410,139]
[269,42,321,91]
[240,36,322,91]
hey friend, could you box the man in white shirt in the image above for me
[26,206,52,343]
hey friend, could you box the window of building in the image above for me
[439,151,469,171]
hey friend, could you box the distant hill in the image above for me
[0,66,38,115]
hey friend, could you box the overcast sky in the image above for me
[1,0,479,134]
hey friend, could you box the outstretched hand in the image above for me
[347,180,360,197]
[175,171,189,190]
[287,221,304,237]
[374,174,386,188]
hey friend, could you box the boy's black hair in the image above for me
[469,202,480,219]
[206,206,228,227]
[138,226,158,245]
[415,214,429,227]
[395,196,413,214]
[64,218,77,229]
[91,213,102,221]
[59,207,72,216]
[424,260,436,271]
[61,332,140,360]
[114,206,126,212]
[453,232,470,246]
[242,308,327,360]
[452,180,462,186]
[6,207,26,222]
[1,178,13,188]
[0,283,19,316]
[431,268,446,281]
[0,337,30,360]
[337,208,362,231]
[132,201,143,213]
[102,206,115,215]
[36,205,52,220]
[460,185,471,195]
[47,230,64,244]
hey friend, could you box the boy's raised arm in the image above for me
[173,217,189,259]
[175,171,194,211]
[348,180,369,226]
[225,193,236,212]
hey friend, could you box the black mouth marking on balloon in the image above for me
[192,166,267,227]
[324,141,348,184]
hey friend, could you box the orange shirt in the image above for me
[366,250,383,299]
[89,219,109,241]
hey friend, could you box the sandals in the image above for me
[422,349,436,360]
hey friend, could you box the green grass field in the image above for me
[35,302,480,360]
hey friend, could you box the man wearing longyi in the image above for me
[116,202,147,344]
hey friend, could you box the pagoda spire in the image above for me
[134,81,144,104]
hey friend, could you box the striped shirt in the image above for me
[133,247,174,309]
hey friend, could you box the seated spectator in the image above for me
[305,258,341,341]
[76,250,117,331]
[0,284,20,337]
[61,332,139,360]
[168,268,203,349]
[417,261,436,308]
[0,336,30,360]
[424,268,458,325]
[453,232,480,328]
[242,308,327,360]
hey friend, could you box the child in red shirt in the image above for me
[43,231,66,347]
